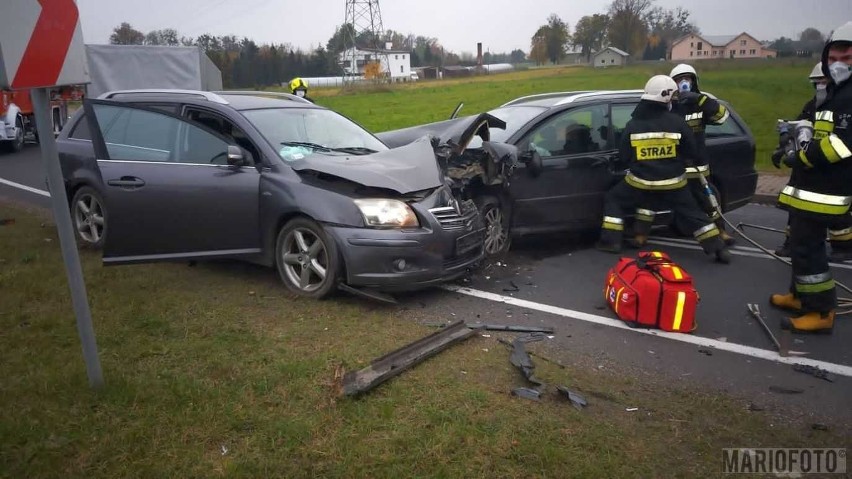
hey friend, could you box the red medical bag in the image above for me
[603,251,698,332]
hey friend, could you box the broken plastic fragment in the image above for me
[556,386,587,410]
[626,407,638,412]
[511,387,541,401]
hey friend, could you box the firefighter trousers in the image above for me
[788,211,843,313]
[600,180,725,254]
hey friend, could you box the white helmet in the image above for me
[669,63,698,82]
[641,75,678,103]
[822,21,852,77]
[809,62,825,81]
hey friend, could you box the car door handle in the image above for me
[107,177,145,188]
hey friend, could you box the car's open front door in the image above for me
[82,100,262,264]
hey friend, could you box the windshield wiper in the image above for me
[330,146,378,155]
[280,141,331,151]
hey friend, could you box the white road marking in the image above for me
[647,237,852,271]
[0,177,50,197]
[443,284,852,378]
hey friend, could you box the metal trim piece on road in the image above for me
[442,284,852,378]
[0,177,50,197]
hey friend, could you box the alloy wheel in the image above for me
[483,206,508,255]
[280,228,330,293]
[74,192,105,245]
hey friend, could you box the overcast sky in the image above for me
[76,0,851,53]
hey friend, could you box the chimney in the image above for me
[477,42,483,66]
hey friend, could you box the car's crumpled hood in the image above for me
[291,113,514,195]
[289,137,444,195]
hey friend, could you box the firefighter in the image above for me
[669,63,735,245]
[772,62,843,257]
[596,75,731,264]
[289,77,314,102]
[770,23,852,333]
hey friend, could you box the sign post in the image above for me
[1,0,103,387]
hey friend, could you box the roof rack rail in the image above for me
[500,92,588,107]
[98,89,229,104]
[213,90,313,104]
[554,89,644,105]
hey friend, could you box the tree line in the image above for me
[109,22,523,89]
[529,0,699,65]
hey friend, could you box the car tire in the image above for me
[71,186,107,249]
[2,115,25,153]
[275,217,341,299]
[476,195,511,256]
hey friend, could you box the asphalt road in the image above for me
[3,144,852,427]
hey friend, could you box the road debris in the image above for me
[502,280,520,293]
[504,333,586,409]
[342,320,479,396]
[747,403,764,412]
[0,218,15,226]
[556,386,587,410]
[792,364,835,382]
[768,385,804,395]
[698,348,713,356]
[811,423,829,431]
[626,407,639,412]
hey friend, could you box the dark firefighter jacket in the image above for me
[779,79,852,216]
[619,100,699,191]
[670,91,729,177]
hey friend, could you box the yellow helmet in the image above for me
[289,77,308,94]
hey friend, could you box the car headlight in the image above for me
[354,199,419,228]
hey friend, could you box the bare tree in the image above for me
[606,0,653,55]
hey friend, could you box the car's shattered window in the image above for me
[243,108,388,162]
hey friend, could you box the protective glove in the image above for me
[783,148,804,168]
[771,147,785,169]
[678,91,700,103]
[778,132,791,150]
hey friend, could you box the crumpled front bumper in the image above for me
[325,199,485,290]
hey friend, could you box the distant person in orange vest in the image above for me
[289,77,314,103]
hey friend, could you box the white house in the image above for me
[592,47,630,67]
[338,47,413,81]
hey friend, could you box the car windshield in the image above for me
[242,108,389,162]
[466,105,546,148]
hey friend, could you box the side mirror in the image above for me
[227,145,247,167]
[521,149,543,177]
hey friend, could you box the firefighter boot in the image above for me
[595,240,622,254]
[781,310,835,334]
[774,237,792,257]
[714,247,731,264]
[716,220,736,246]
[626,234,648,249]
[770,293,802,312]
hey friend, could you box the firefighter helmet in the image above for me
[641,75,678,104]
[822,21,852,78]
[669,63,698,82]
[809,62,825,80]
[289,77,308,95]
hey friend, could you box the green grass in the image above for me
[294,59,818,170]
[0,203,844,478]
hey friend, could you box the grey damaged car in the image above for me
[56,90,523,300]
